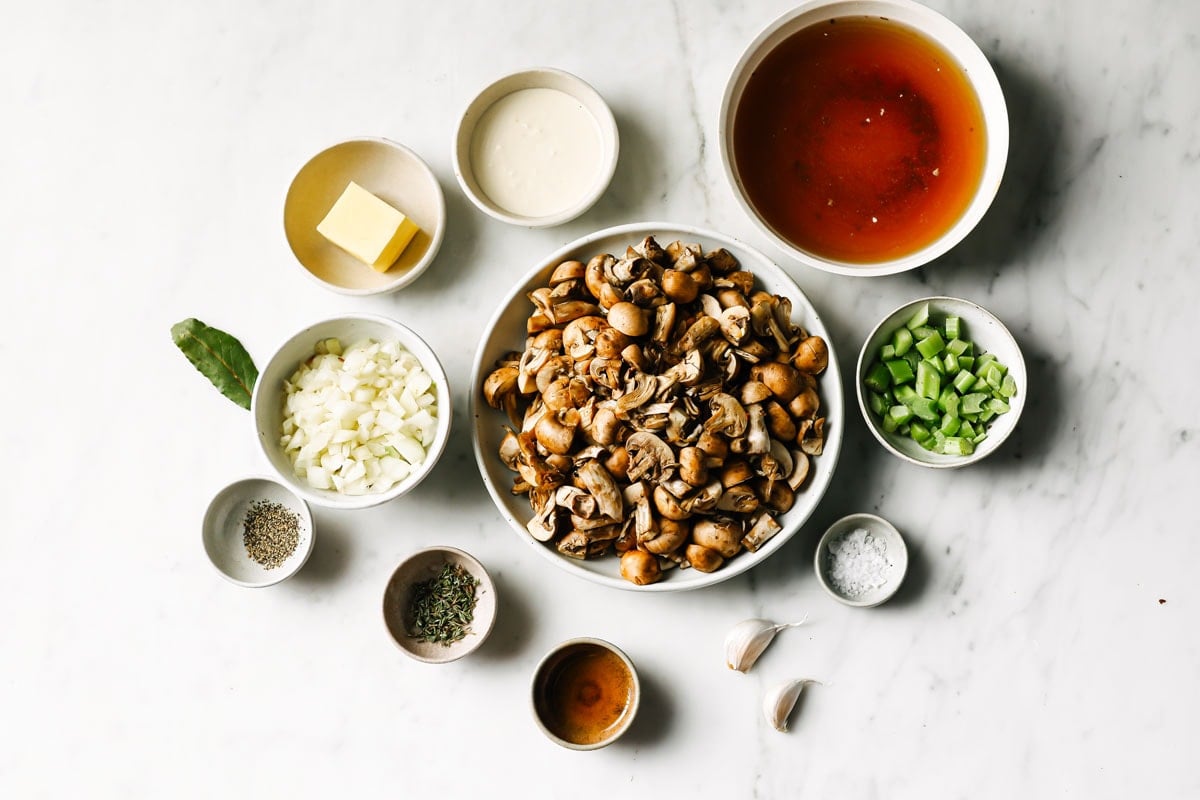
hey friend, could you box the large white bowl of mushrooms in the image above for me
[470,223,843,591]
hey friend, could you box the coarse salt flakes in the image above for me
[826,527,892,598]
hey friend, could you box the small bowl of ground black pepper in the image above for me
[202,476,315,588]
[383,547,497,664]
[814,513,908,608]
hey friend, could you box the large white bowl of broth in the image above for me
[720,0,1009,276]
[470,222,844,591]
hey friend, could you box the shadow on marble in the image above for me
[474,568,536,663]
[882,534,928,609]
[616,664,676,749]
[291,508,354,586]
[978,338,1061,471]
[587,109,659,227]
[387,170,482,303]
[923,55,1066,278]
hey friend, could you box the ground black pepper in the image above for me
[242,500,300,569]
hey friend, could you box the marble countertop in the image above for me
[3,0,1197,796]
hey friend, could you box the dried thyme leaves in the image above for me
[407,563,480,645]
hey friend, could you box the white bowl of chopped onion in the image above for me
[252,314,452,509]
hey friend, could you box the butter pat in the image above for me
[316,181,420,272]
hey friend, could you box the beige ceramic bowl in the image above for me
[470,222,844,591]
[453,68,619,227]
[719,0,1009,276]
[531,638,640,750]
[284,138,446,294]
[202,476,315,588]
[251,313,452,510]
[856,296,1026,468]
[383,547,497,664]
[814,513,907,607]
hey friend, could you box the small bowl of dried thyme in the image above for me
[202,476,315,588]
[383,547,497,664]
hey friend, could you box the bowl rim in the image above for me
[201,474,316,588]
[468,220,844,591]
[530,636,641,750]
[251,312,453,509]
[854,295,1025,468]
[718,0,1010,276]
[452,66,620,228]
[382,545,498,664]
[283,136,447,296]
[813,512,907,607]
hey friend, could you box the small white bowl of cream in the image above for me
[454,68,619,227]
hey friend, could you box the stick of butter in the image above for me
[316,181,420,272]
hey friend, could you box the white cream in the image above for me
[469,87,603,219]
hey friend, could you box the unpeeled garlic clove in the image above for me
[724,616,808,673]
[763,678,821,732]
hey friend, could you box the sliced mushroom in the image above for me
[705,393,748,438]
[651,302,677,345]
[685,544,724,572]
[692,517,743,559]
[800,417,826,456]
[743,513,781,553]
[759,480,795,513]
[716,484,760,513]
[787,450,810,490]
[534,408,579,455]
[752,361,805,402]
[745,403,770,454]
[764,400,797,441]
[576,459,623,521]
[678,315,721,352]
[720,459,755,487]
[563,316,607,361]
[681,480,723,514]
[644,518,689,555]
[615,372,658,415]
[653,484,690,521]
[661,269,698,303]
[624,431,676,482]
[740,380,773,405]
[607,302,650,337]
[550,260,585,285]
[620,549,662,585]
[584,253,616,300]
[678,446,708,486]
[719,305,752,345]
[483,364,521,426]
[792,335,829,374]
[706,247,739,274]
[788,387,820,420]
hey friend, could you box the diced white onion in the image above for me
[280,337,439,495]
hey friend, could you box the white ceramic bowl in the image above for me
[284,138,446,295]
[252,313,452,509]
[453,68,619,227]
[470,222,844,591]
[719,0,1009,276]
[856,296,1026,467]
[202,476,315,588]
[815,513,907,607]
[382,547,498,664]
[531,637,641,750]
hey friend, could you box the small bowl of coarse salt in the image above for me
[814,513,908,608]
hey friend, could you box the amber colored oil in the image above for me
[733,16,987,264]
[536,644,634,745]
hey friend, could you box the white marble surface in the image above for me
[3,0,1198,796]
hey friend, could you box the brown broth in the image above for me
[733,16,987,263]
[535,644,633,745]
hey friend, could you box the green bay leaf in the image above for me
[171,318,258,410]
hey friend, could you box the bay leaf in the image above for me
[171,318,259,410]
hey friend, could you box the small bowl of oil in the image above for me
[530,637,640,750]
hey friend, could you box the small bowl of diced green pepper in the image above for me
[856,297,1026,468]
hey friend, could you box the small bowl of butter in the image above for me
[284,138,446,295]
[454,67,619,228]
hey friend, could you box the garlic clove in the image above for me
[763,678,820,732]
[724,616,808,673]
